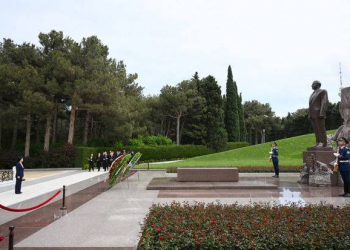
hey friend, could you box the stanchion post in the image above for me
[60,185,66,210]
[8,226,14,250]
[147,163,149,171]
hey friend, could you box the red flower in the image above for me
[158,236,164,241]
[289,217,294,222]
[157,228,161,233]
[263,218,267,223]
[195,241,200,246]
[151,224,155,228]
[182,229,186,233]
[276,214,281,219]
[220,237,226,242]
[211,220,217,225]
[193,235,198,239]
[0,235,4,242]
[299,207,304,211]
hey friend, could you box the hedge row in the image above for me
[75,142,248,169]
[166,166,301,173]
[0,144,76,169]
[138,202,350,249]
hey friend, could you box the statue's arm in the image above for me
[319,90,328,118]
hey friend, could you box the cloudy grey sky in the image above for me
[1,0,350,116]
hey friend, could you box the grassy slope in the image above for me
[146,130,335,169]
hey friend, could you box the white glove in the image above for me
[333,153,340,157]
[269,151,273,155]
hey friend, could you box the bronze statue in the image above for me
[309,80,329,147]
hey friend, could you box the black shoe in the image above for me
[339,193,347,197]
[344,193,350,197]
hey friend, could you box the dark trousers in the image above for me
[89,163,94,172]
[103,162,107,171]
[97,162,101,172]
[310,118,327,146]
[340,171,350,194]
[273,160,279,176]
[15,177,22,193]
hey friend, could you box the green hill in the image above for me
[147,130,336,169]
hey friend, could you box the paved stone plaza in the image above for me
[0,171,347,249]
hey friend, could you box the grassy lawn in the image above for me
[136,130,335,169]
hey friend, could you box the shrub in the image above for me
[166,166,301,173]
[129,135,173,146]
[129,137,145,147]
[138,202,350,250]
[0,144,76,169]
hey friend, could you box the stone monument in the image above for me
[331,87,350,142]
[308,154,332,187]
[302,81,337,185]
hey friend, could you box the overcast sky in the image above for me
[1,0,350,116]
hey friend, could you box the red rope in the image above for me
[0,190,62,212]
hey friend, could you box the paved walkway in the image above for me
[0,170,108,226]
[14,171,350,249]
[0,170,82,193]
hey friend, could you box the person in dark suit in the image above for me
[308,80,329,147]
[88,153,94,172]
[269,142,279,178]
[334,137,350,197]
[15,157,24,194]
[96,153,102,172]
[103,151,108,171]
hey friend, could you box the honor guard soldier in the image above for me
[334,137,350,197]
[269,142,279,178]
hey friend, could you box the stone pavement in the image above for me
[14,171,350,249]
[0,170,108,226]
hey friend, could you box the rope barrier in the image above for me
[0,190,61,212]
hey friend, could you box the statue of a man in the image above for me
[309,80,329,147]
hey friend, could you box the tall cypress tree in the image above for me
[238,92,246,141]
[224,65,240,141]
[200,75,227,151]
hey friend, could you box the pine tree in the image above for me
[224,65,240,141]
[238,93,246,141]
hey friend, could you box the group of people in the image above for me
[88,150,132,172]
[269,137,350,197]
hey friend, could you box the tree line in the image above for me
[0,30,344,159]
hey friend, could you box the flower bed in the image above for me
[138,202,350,249]
[166,166,301,173]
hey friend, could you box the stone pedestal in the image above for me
[302,147,338,186]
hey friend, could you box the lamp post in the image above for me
[262,129,266,144]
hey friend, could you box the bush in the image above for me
[0,144,76,169]
[129,137,145,147]
[75,143,248,169]
[166,166,301,173]
[138,202,350,250]
[129,135,173,146]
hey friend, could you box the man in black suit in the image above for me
[309,80,329,147]
[15,157,24,194]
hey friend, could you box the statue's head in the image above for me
[312,80,321,90]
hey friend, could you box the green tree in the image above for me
[200,75,227,151]
[224,65,240,142]
[238,93,246,141]
[160,80,197,145]
[181,72,207,145]
[244,100,280,144]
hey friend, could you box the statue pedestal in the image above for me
[302,147,339,186]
